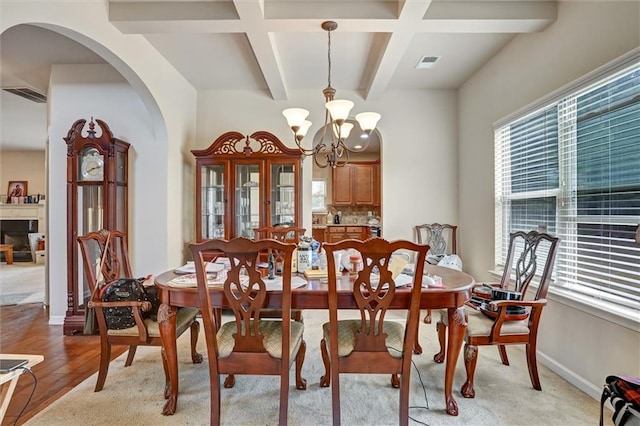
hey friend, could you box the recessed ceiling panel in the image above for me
[275,30,375,91]
[389,32,516,89]
[144,32,268,90]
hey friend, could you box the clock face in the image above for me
[81,149,104,181]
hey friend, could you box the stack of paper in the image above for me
[174,261,224,274]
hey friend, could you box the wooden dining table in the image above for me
[155,264,474,417]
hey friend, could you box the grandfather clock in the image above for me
[63,118,129,335]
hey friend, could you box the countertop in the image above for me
[312,224,379,229]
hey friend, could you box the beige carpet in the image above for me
[0,263,45,306]
[27,310,601,425]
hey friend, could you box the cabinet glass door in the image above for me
[271,163,296,226]
[202,164,225,239]
[235,163,261,238]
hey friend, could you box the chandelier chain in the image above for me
[327,27,332,88]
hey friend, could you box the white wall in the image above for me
[47,64,167,321]
[196,88,458,241]
[458,0,640,398]
[0,151,46,196]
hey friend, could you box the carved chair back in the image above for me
[499,230,560,300]
[415,223,457,256]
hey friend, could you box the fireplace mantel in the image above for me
[0,204,46,234]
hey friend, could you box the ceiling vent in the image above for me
[2,87,47,103]
[415,56,440,70]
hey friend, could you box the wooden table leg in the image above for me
[158,303,179,415]
[444,306,467,416]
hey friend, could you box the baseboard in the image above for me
[538,350,602,401]
[49,315,64,325]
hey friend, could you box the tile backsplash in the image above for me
[313,206,380,225]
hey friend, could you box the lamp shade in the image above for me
[325,100,354,122]
[282,108,310,128]
[296,120,313,138]
[355,112,381,132]
[332,122,354,139]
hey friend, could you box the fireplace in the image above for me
[0,219,38,262]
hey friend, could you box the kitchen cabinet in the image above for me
[326,226,369,243]
[373,162,381,207]
[332,161,380,206]
[312,227,326,243]
[192,131,303,241]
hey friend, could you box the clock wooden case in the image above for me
[192,131,303,242]
[63,118,130,335]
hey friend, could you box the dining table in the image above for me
[155,264,474,417]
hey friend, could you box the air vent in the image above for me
[415,56,440,70]
[2,87,47,103]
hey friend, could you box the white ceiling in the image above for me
[0,0,557,150]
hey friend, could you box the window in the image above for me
[495,59,640,313]
[312,179,327,212]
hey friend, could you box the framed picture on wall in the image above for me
[7,180,27,203]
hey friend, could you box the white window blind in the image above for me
[495,63,640,313]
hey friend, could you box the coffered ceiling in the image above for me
[0,0,557,150]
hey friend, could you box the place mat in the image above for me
[174,261,225,274]
[260,276,308,291]
[166,273,227,288]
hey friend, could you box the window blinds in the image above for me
[495,64,640,312]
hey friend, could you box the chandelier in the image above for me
[282,21,381,168]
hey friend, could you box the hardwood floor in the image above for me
[0,303,126,426]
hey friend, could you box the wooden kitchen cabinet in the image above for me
[326,226,368,243]
[373,162,381,207]
[332,166,352,205]
[312,227,326,243]
[192,131,303,241]
[332,161,380,206]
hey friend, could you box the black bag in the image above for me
[600,375,640,426]
[99,278,160,329]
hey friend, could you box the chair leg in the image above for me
[124,345,137,367]
[190,320,203,363]
[95,341,111,392]
[433,320,447,363]
[223,374,235,388]
[296,339,307,390]
[413,330,423,355]
[526,342,542,390]
[210,366,221,426]
[461,343,478,398]
[399,370,411,426]
[319,338,330,387]
[391,374,400,388]
[498,344,509,365]
[423,309,432,324]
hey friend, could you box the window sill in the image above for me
[487,270,640,332]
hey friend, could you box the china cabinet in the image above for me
[192,131,303,241]
[63,118,129,335]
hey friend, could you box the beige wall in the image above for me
[0,151,46,198]
[458,0,640,398]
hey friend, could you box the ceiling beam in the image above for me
[233,0,288,100]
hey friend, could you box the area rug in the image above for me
[0,263,45,306]
[27,310,600,425]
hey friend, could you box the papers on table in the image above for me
[174,261,225,275]
[167,273,226,288]
[260,276,308,291]
[368,273,414,289]
[167,271,307,290]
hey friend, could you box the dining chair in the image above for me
[77,229,201,393]
[415,223,458,325]
[189,237,307,426]
[433,230,559,398]
[252,226,306,322]
[319,238,429,426]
